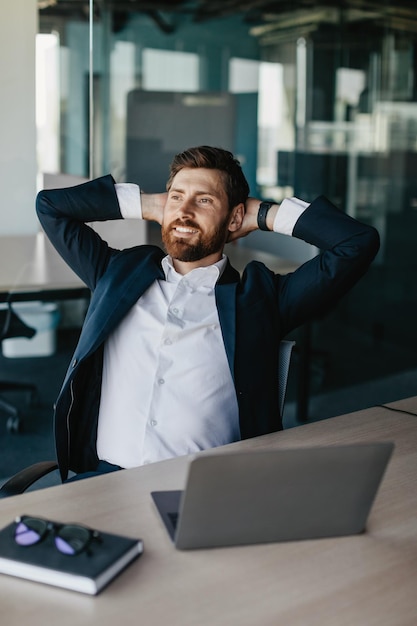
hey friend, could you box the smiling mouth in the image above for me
[173,226,199,235]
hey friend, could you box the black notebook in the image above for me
[0,515,144,595]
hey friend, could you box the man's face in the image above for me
[162,168,234,268]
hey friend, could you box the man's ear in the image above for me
[228,203,244,232]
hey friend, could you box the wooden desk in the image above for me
[0,233,88,302]
[0,221,149,302]
[0,400,416,625]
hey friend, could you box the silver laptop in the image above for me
[151,442,393,550]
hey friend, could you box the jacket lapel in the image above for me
[215,260,240,377]
[76,250,165,360]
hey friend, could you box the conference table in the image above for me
[0,233,89,303]
[0,397,416,625]
[0,222,148,302]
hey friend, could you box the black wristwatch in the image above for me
[257,201,274,231]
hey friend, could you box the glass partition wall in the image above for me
[37,1,417,420]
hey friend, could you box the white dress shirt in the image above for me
[97,254,240,467]
[96,184,308,468]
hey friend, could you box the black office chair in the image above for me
[0,303,38,433]
[0,341,296,499]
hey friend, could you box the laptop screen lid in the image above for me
[151,441,393,550]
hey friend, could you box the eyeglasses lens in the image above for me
[55,525,90,556]
[15,518,47,547]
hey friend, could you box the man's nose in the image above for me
[177,197,194,217]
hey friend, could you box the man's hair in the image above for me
[167,146,250,210]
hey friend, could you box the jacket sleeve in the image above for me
[36,175,122,291]
[276,195,380,334]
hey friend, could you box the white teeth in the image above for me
[175,227,196,233]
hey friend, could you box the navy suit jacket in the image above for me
[36,175,379,480]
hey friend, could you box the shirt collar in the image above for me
[161,255,227,289]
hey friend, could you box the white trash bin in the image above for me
[2,302,60,358]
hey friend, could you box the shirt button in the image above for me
[150,420,157,427]
[158,378,165,385]
[171,307,180,316]
[164,338,172,346]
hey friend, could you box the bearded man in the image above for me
[36,145,379,482]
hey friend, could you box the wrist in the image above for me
[141,193,156,221]
[257,201,278,231]
[141,192,166,225]
[266,204,278,230]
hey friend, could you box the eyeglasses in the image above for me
[14,515,101,556]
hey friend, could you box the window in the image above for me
[142,49,200,92]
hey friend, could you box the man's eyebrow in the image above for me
[169,187,184,194]
[169,187,217,196]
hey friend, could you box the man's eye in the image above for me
[199,197,211,204]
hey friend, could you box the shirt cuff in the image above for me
[272,197,309,235]
[115,183,142,219]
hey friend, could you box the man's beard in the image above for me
[161,217,229,263]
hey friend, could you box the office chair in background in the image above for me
[0,303,38,433]
[0,340,296,498]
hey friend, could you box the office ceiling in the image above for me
[37,1,417,37]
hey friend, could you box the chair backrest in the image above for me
[278,340,295,417]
